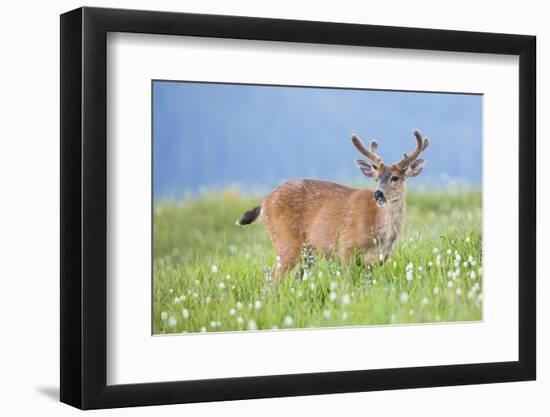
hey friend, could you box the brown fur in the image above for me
[262,179,407,281]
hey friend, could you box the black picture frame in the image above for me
[60,6,536,410]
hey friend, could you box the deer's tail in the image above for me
[236,205,262,226]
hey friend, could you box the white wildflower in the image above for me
[182,308,189,320]
[210,321,217,328]
[342,294,351,305]
[433,247,439,254]
[421,297,429,306]
[218,282,226,290]
[329,281,338,290]
[229,308,236,316]
[200,326,207,333]
[470,271,476,280]
[406,270,414,282]
[455,288,462,296]
[323,309,331,319]
[211,265,218,273]
[428,261,433,267]
[436,254,441,266]
[236,302,243,310]
[236,316,243,324]
[329,292,337,302]
[205,296,211,303]
[225,274,231,280]
[247,319,257,330]
[465,236,471,243]
[379,253,384,261]
[310,282,316,290]
[160,311,168,320]
[446,249,452,255]
[302,271,308,281]
[406,262,414,271]
[283,316,294,327]
[448,281,454,288]
[254,300,262,310]
[433,287,440,295]
[336,270,341,277]
[400,292,409,303]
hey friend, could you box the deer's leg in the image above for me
[272,242,301,283]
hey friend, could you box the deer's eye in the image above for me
[391,176,399,182]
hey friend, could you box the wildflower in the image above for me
[211,265,218,273]
[283,316,294,327]
[409,309,414,316]
[465,236,471,243]
[236,302,243,310]
[302,271,308,281]
[477,293,483,303]
[200,326,207,333]
[422,297,429,305]
[336,270,341,277]
[448,281,454,288]
[210,321,217,328]
[433,287,440,295]
[470,271,476,280]
[297,290,303,298]
[418,266,423,271]
[433,247,439,254]
[406,270,414,282]
[205,296,211,303]
[342,294,351,305]
[169,288,174,294]
[318,271,323,278]
[406,262,414,271]
[247,319,257,330]
[446,249,452,255]
[323,309,331,319]
[254,300,262,310]
[310,282,316,290]
[428,261,433,267]
[400,292,409,303]
[436,254,441,266]
[478,267,483,276]
[161,311,168,320]
[393,262,397,268]
[342,312,348,320]
[455,288,462,296]
[218,282,226,290]
[192,292,198,298]
[379,253,384,261]
[225,274,231,280]
[330,281,338,290]
[329,292,337,302]
[229,308,236,316]
[373,238,378,245]
[182,308,189,320]
[372,279,377,285]
[236,316,243,324]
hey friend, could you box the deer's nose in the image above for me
[374,190,384,201]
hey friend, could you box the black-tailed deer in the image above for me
[237,130,429,282]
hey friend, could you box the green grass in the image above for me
[153,188,482,334]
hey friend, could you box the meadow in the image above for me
[153,187,482,334]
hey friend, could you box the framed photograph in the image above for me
[60,6,536,409]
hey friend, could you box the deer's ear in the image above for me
[404,159,426,177]
[355,159,377,178]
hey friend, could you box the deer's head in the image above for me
[352,130,429,208]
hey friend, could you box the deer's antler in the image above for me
[395,130,429,169]
[352,134,382,165]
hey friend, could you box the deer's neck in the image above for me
[377,190,407,255]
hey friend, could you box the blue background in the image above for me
[153,81,482,198]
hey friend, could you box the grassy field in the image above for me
[153,187,482,334]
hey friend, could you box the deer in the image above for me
[236,130,429,282]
